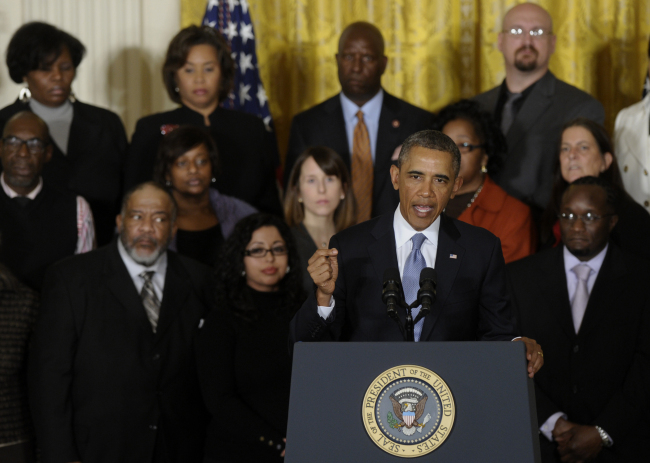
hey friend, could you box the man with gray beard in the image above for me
[28,182,212,463]
[473,2,604,211]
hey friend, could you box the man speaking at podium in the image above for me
[290,130,543,377]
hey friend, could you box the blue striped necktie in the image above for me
[403,233,427,341]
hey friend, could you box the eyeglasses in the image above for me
[244,245,288,258]
[2,136,47,154]
[503,27,550,38]
[558,212,613,224]
[457,143,485,154]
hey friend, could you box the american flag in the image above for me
[202,0,274,132]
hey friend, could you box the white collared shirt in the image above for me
[317,205,439,319]
[340,89,384,162]
[563,244,608,303]
[393,204,440,276]
[117,239,167,302]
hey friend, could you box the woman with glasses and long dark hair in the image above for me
[436,99,535,263]
[197,213,304,462]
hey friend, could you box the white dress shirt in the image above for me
[340,89,384,162]
[117,239,167,302]
[540,244,610,442]
[317,205,439,319]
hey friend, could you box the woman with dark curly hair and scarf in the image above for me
[435,99,536,263]
[197,213,304,463]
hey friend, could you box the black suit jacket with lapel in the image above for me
[284,91,434,218]
[473,72,604,209]
[0,99,128,247]
[28,241,212,463]
[290,213,518,344]
[507,244,650,462]
[124,105,282,217]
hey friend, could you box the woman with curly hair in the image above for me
[125,25,281,216]
[435,99,536,263]
[197,213,304,462]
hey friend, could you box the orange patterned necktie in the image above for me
[352,110,374,223]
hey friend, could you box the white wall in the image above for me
[0,0,182,137]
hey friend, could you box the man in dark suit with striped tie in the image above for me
[29,182,212,463]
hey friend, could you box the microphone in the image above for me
[382,268,403,319]
[382,268,407,340]
[414,267,437,325]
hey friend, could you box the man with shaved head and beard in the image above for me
[284,21,434,223]
[474,2,604,211]
[0,111,95,291]
[507,177,650,462]
[29,182,213,463]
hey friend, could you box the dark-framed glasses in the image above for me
[558,212,613,223]
[244,245,288,258]
[2,136,47,154]
[457,142,485,154]
[504,27,549,38]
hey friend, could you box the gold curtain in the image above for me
[181,0,650,164]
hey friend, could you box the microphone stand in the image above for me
[404,303,415,342]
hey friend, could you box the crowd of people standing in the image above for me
[1,2,649,463]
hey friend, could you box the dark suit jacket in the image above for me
[28,242,212,463]
[0,99,128,246]
[284,91,434,217]
[473,72,605,209]
[507,244,650,462]
[124,105,282,216]
[290,213,518,343]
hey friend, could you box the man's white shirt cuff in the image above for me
[540,412,566,441]
[317,296,335,319]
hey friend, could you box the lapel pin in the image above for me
[392,119,400,128]
[449,254,457,259]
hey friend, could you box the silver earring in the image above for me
[286,266,290,273]
[174,87,179,93]
[19,86,31,103]
[165,180,172,187]
[298,197,303,203]
[481,165,488,174]
[241,270,246,277]
[211,177,216,183]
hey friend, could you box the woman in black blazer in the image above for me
[125,25,282,216]
[0,22,127,246]
[197,213,304,462]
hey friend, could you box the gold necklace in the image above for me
[466,181,484,209]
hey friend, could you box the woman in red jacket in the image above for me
[436,99,536,263]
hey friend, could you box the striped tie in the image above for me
[140,271,160,333]
[352,110,374,223]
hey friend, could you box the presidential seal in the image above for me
[362,365,455,458]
